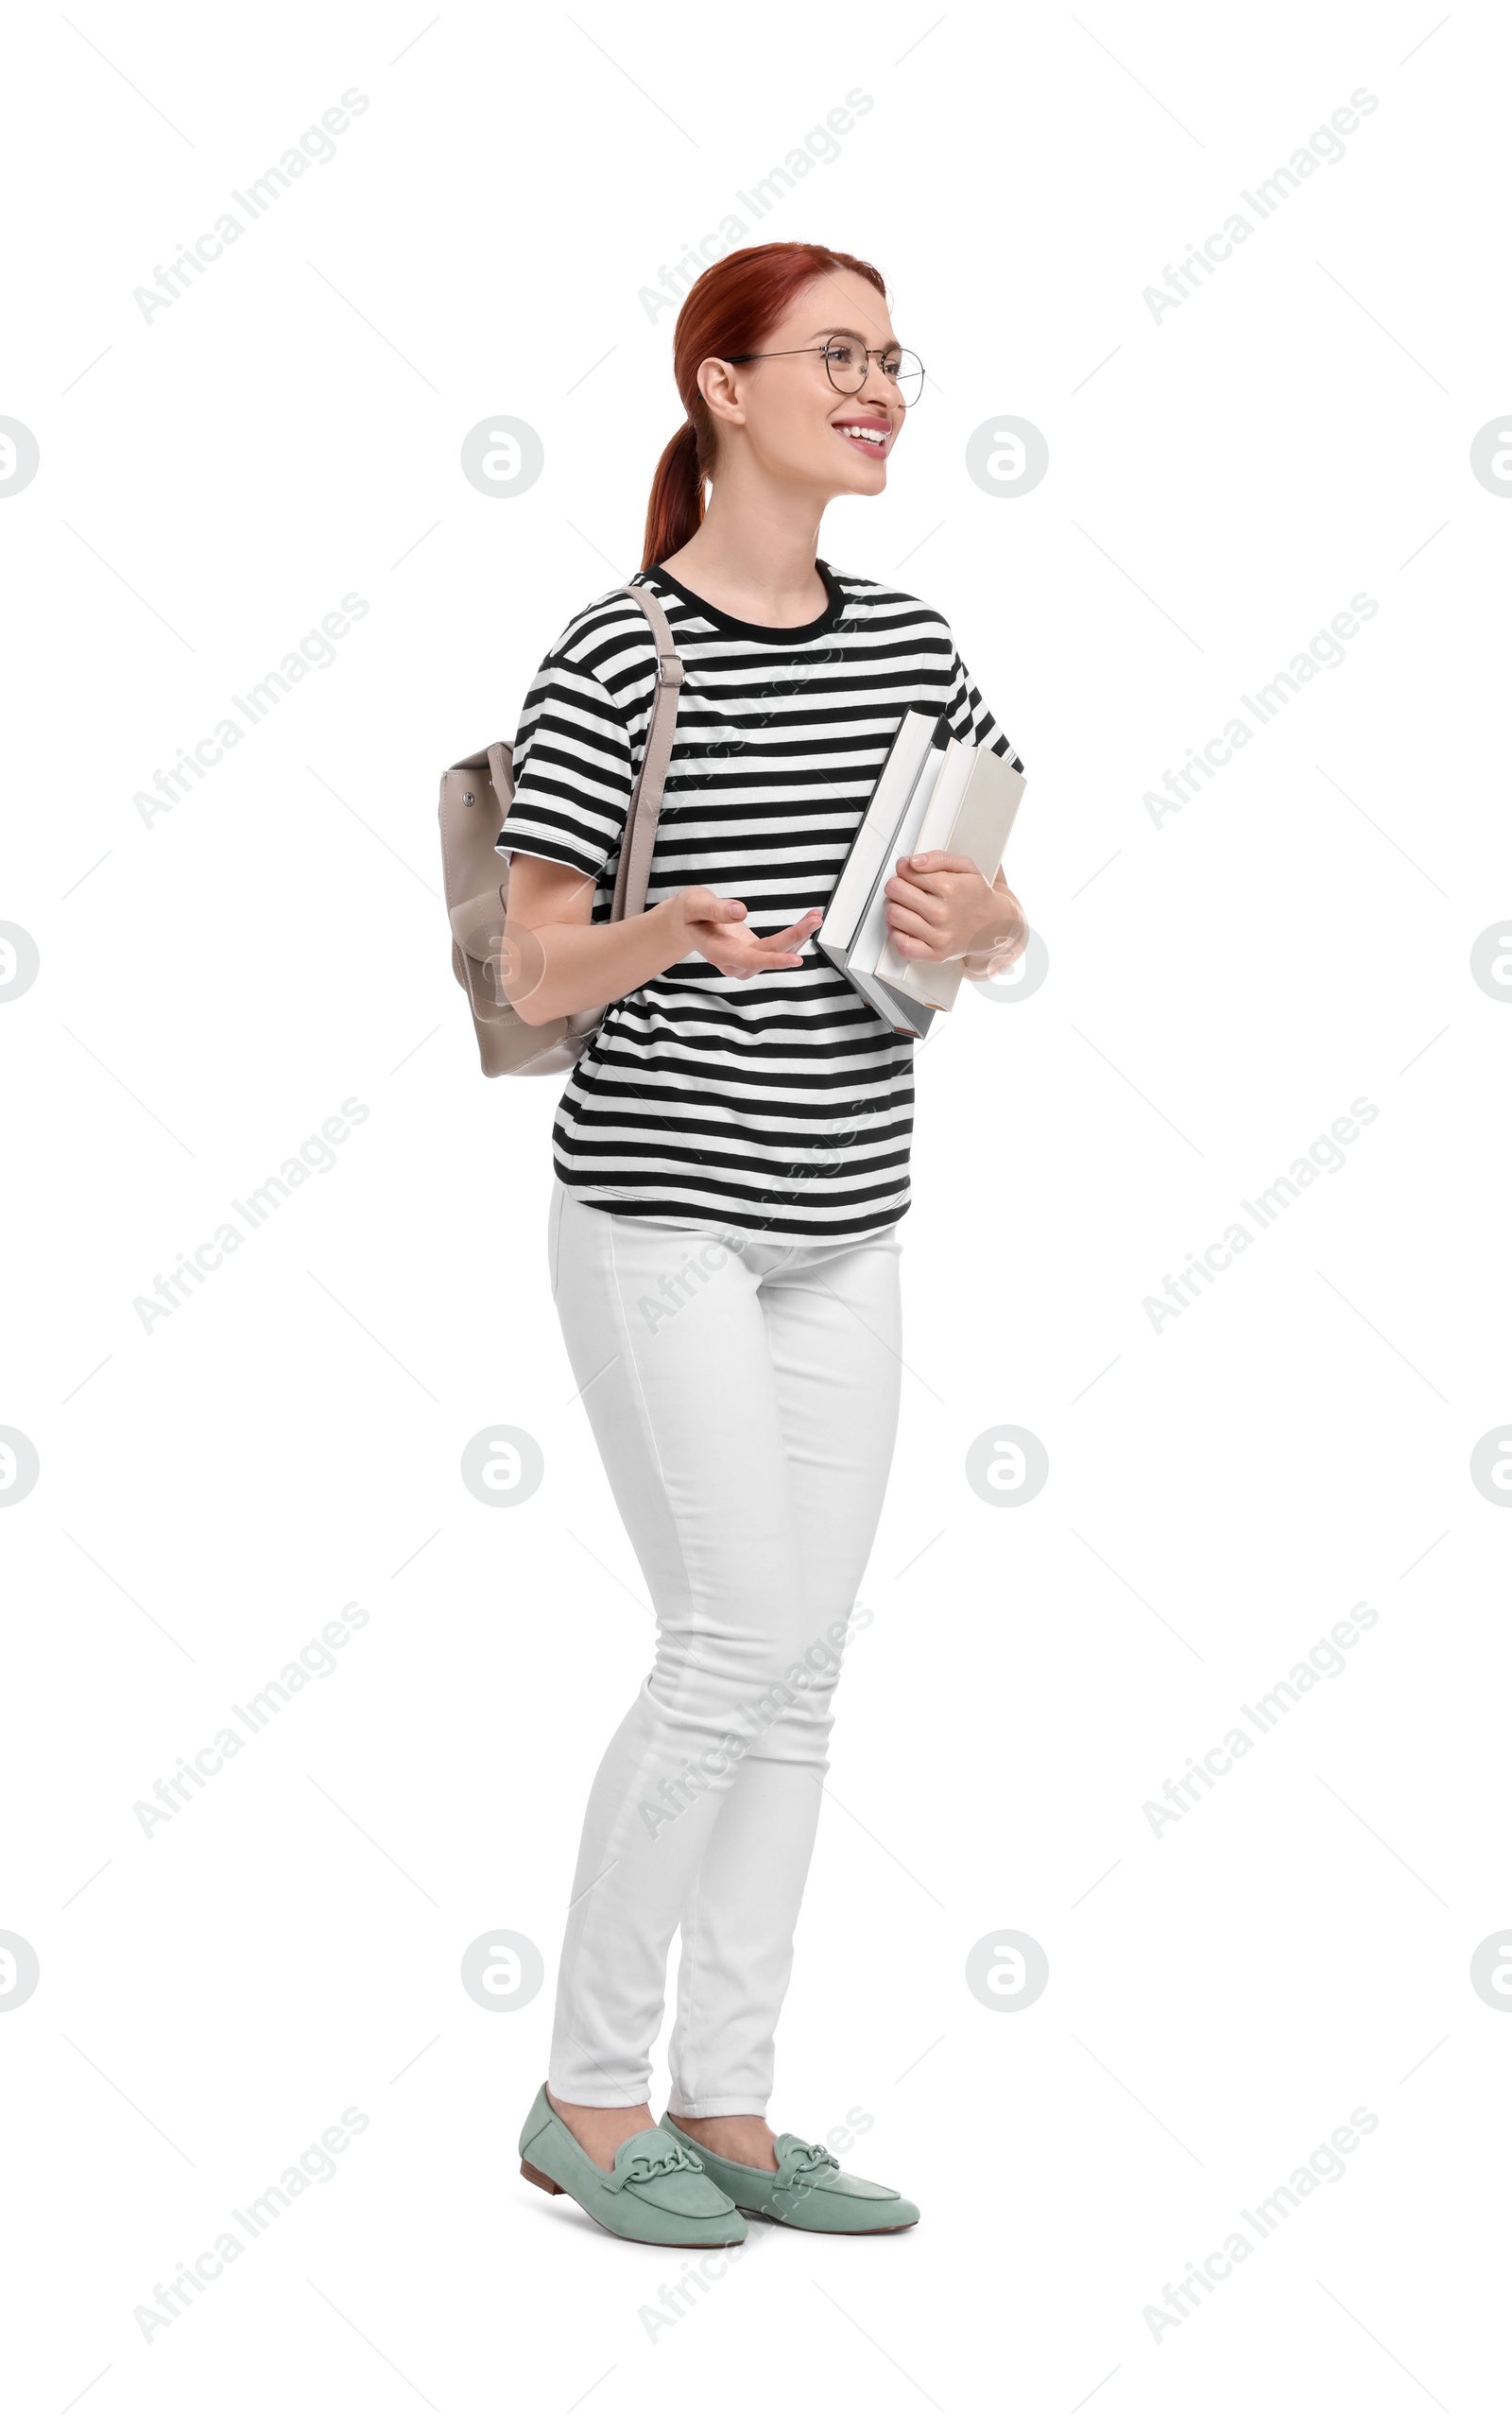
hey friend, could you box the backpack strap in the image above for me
[610,579,684,922]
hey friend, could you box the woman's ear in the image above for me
[697,355,747,431]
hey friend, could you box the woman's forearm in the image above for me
[505,896,689,1025]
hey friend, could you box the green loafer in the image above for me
[660,2117,919,2234]
[518,2085,746,2248]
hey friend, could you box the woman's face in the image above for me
[698,268,910,499]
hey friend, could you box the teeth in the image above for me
[840,424,886,446]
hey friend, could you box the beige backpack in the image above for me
[438,580,684,1076]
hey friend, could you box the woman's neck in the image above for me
[658,481,828,628]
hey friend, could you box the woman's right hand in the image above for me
[501,853,824,1026]
[668,887,823,979]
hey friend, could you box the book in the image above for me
[816,713,949,1037]
[818,711,940,950]
[843,739,947,980]
[871,744,1028,1011]
[829,944,936,1039]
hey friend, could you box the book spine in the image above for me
[819,712,936,949]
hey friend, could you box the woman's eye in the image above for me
[827,344,859,369]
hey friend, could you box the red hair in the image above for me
[642,241,887,569]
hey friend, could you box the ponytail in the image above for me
[642,420,706,570]
[640,241,887,572]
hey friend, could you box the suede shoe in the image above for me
[518,2085,746,2248]
[660,2116,919,2234]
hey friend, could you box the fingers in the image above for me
[885,876,953,945]
[766,909,824,950]
[684,888,751,925]
[898,851,977,876]
[885,873,939,917]
[706,949,806,977]
[885,912,941,958]
[886,927,949,963]
[692,904,824,977]
[696,930,811,974]
[749,926,816,968]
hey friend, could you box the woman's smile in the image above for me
[832,413,893,458]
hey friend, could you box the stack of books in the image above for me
[817,713,1028,1036]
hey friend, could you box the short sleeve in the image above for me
[494,654,634,882]
[942,646,1024,775]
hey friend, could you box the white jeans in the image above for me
[545,1180,903,2116]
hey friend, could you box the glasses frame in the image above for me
[722,336,925,405]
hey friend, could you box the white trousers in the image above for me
[545,1179,903,2116]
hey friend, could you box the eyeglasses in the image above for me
[724,335,925,405]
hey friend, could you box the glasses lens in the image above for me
[824,340,924,403]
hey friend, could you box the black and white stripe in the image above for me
[496,560,1022,1242]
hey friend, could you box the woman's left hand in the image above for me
[883,853,1028,967]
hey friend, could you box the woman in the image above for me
[500,241,1028,2248]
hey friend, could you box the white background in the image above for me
[4,1,1509,2420]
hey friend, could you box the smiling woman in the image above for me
[493,239,1031,2250]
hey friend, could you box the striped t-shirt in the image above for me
[496,559,1022,1243]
